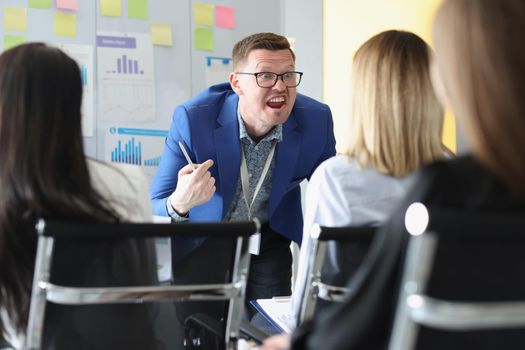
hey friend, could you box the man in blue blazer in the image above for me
[151,33,336,305]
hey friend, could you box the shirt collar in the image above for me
[237,103,283,143]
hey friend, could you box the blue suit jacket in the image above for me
[151,83,336,259]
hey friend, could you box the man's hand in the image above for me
[168,159,216,215]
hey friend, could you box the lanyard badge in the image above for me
[240,141,276,255]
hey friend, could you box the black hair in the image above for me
[0,43,120,340]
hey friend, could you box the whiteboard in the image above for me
[0,0,284,173]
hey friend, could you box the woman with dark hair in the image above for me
[0,43,158,349]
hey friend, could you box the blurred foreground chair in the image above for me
[389,204,525,350]
[295,224,376,326]
[25,219,259,350]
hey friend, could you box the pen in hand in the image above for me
[178,141,197,170]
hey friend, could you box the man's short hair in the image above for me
[232,32,295,69]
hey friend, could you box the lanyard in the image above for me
[240,140,277,219]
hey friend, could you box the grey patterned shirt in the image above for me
[224,109,283,223]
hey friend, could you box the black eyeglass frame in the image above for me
[235,71,304,88]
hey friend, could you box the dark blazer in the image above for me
[151,83,336,260]
[294,155,525,350]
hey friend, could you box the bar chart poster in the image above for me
[97,32,156,122]
[105,126,168,182]
[57,43,94,137]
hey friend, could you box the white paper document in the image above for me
[104,126,168,183]
[253,296,295,334]
[97,32,156,122]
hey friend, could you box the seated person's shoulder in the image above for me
[410,154,520,210]
[88,159,145,181]
[416,154,490,192]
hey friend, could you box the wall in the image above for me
[284,0,323,101]
[323,0,461,153]
[0,0,287,180]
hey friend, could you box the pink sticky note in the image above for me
[215,5,235,29]
[56,0,78,10]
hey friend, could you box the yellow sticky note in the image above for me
[3,7,27,32]
[151,23,173,46]
[54,12,77,37]
[194,27,214,51]
[100,0,122,17]
[194,3,214,26]
[4,35,26,50]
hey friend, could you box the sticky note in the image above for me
[3,35,26,50]
[3,7,27,32]
[56,0,78,10]
[194,3,214,26]
[100,0,122,17]
[29,0,52,9]
[54,12,77,37]
[128,0,148,20]
[151,23,173,46]
[215,5,235,29]
[194,27,214,51]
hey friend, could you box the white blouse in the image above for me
[292,155,415,319]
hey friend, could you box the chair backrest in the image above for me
[295,224,375,325]
[25,219,259,350]
[389,204,525,350]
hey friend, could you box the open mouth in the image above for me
[266,96,286,109]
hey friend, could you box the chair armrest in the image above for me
[240,318,271,344]
[184,313,223,338]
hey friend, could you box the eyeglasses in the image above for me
[235,71,303,88]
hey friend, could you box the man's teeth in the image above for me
[269,97,285,103]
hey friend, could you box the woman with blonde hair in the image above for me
[291,29,446,321]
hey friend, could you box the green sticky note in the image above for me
[194,27,214,51]
[151,23,173,46]
[3,7,27,32]
[54,12,77,37]
[4,35,26,50]
[29,0,52,9]
[128,0,148,19]
[194,3,214,26]
[100,0,122,17]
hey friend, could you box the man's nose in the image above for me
[274,75,287,90]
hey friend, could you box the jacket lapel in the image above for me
[269,112,301,218]
[214,94,241,217]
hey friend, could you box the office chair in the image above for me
[25,219,259,350]
[295,224,375,325]
[389,203,525,350]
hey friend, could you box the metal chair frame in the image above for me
[297,224,375,324]
[389,209,525,350]
[25,219,260,350]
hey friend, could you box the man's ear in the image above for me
[230,72,242,95]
